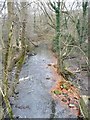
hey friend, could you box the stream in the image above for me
[11,41,77,118]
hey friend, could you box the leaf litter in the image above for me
[50,79,80,116]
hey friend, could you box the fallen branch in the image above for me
[0,0,6,13]
[27,38,38,47]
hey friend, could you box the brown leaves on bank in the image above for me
[50,79,80,116]
[47,63,80,116]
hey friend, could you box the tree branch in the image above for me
[0,0,6,13]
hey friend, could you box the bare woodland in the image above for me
[0,0,89,119]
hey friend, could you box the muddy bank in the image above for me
[64,55,88,95]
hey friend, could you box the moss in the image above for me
[3,95,13,119]
[54,90,62,95]
[80,96,90,119]
[14,53,25,85]
[3,23,13,97]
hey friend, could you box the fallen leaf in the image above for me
[54,90,62,95]
[61,84,68,90]
[48,64,52,66]
[62,93,68,97]
[53,64,57,68]
[68,103,75,108]
[46,77,50,80]
[62,89,68,93]
[61,98,67,102]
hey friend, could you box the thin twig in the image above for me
[0,0,6,13]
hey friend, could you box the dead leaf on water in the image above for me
[46,77,50,80]
[48,64,52,66]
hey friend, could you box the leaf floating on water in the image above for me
[48,64,52,66]
[46,77,50,80]
[54,90,62,95]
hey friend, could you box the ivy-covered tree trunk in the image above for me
[50,1,64,74]
[88,4,90,73]
[76,1,88,46]
[50,1,60,53]
[34,8,36,32]
[56,11,64,75]
[55,10,60,52]
[55,7,62,74]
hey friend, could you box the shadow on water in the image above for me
[50,100,56,119]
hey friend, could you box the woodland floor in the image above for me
[10,40,81,118]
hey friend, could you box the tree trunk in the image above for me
[3,0,14,97]
[14,1,27,87]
